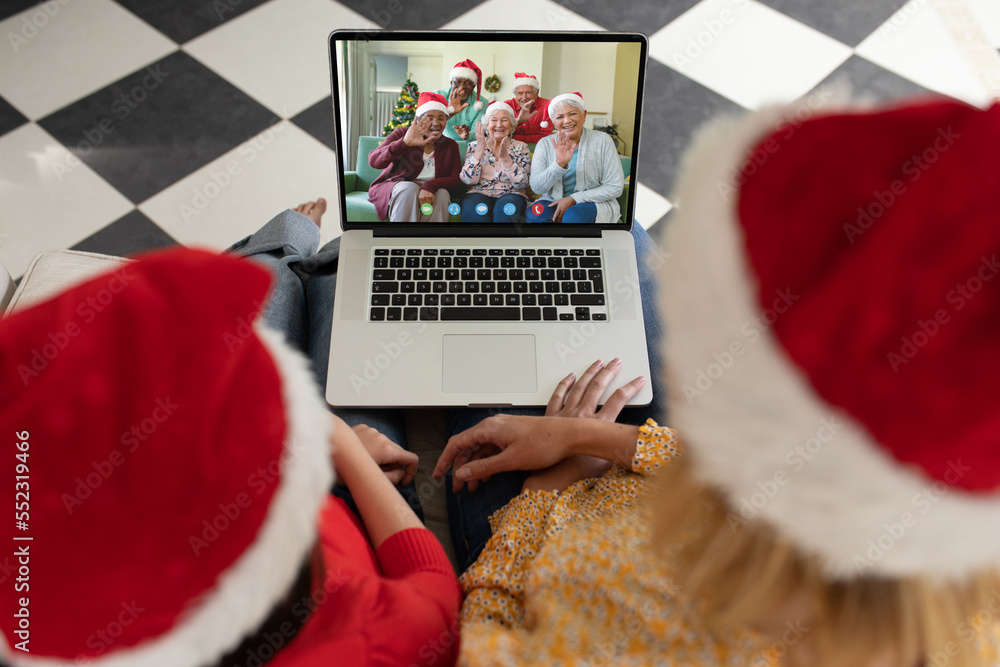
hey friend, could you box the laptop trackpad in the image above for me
[442,335,537,394]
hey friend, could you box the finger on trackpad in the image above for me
[442,335,537,393]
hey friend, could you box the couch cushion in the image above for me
[3,250,130,316]
[0,261,14,314]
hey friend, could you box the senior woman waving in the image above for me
[367,91,462,223]
[459,101,531,222]
[527,92,624,224]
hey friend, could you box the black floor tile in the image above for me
[38,51,280,204]
[292,98,337,152]
[0,0,44,22]
[335,0,490,30]
[114,0,272,43]
[755,0,909,47]
[566,0,701,35]
[636,59,745,199]
[810,55,954,104]
[0,95,28,137]
[71,209,179,257]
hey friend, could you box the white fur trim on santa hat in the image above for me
[484,101,515,120]
[473,99,484,111]
[446,105,455,114]
[514,75,539,90]
[0,325,335,667]
[660,96,1000,581]
[416,100,448,117]
[549,93,585,113]
[540,121,549,128]
[450,66,478,83]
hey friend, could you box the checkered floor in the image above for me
[1,0,997,279]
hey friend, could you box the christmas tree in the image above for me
[382,77,419,136]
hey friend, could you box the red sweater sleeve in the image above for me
[267,499,461,667]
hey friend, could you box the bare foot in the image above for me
[294,198,326,227]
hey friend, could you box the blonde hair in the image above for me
[649,455,1000,667]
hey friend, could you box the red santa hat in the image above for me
[545,92,584,128]
[660,97,1000,581]
[449,58,483,112]
[415,91,448,117]
[513,72,539,91]
[0,249,334,665]
[483,100,516,123]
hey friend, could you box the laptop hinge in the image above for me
[370,225,604,239]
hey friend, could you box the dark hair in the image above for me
[213,553,315,667]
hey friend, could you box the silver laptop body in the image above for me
[326,30,652,408]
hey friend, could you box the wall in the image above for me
[611,42,641,157]
[374,54,407,92]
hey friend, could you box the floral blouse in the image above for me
[460,139,531,199]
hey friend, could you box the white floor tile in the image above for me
[442,0,604,31]
[633,181,673,230]
[856,0,991,106]
[139,121,341,250]
[649,0,852,109]
[183,0,376,119]
[0,0,176,120]
[0,124,134,277]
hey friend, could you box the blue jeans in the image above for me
[460,192,527,222]
[526,199,597,223]
[229,210,666,571]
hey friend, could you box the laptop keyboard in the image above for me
[369,247,608,322]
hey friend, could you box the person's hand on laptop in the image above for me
[337,423,419,487]
[433,359,645,493]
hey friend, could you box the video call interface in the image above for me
[333,36,643,225]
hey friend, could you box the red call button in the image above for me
[532,202,545,216]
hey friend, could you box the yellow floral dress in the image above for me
[458,420,780,666]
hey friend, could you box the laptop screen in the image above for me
[329,30,647,232]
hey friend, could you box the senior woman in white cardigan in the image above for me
[526,92,624,223]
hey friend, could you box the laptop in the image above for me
[326,29,653,408]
